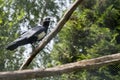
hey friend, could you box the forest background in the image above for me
[0,0,120,80]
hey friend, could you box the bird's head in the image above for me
[43,17,50,27]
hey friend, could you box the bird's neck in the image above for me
[43,22,49,27]
[43,22,49,32]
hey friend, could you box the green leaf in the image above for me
[0,18,2,24]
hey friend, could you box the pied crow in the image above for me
[6,17,50,50]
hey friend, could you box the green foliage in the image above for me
[49,0,120,80]
[0,0,21,71]
[0,0,120,80]
[0,0,62,72]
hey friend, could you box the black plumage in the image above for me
[6,17,50,50]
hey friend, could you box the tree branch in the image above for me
[1,53,120,80]
[19,0,84,70]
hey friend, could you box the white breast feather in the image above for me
[37,32,46,40]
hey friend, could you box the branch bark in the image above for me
[20,0,84,70]
[1,53,120,80]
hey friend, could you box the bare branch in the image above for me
[1,53,120,80]
[20,0,84,70]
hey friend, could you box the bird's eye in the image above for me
[47,18,50,20]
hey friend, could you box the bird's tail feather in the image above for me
[6,41,19,50]
[6,38,28,50]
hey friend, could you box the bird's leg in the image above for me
[31,41,40,51]
[31,43,35,51]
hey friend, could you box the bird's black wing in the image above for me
[21,25,46,39]
[6,25,46,50]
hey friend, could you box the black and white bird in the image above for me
[6,17,50,50]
